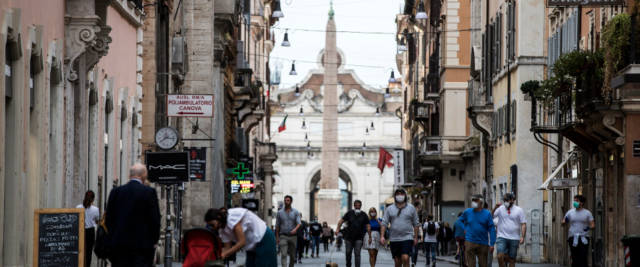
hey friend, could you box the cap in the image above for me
[471,194,484,201]
[394,188,406,195]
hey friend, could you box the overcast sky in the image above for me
[269,0,404,89]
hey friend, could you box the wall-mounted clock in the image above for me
[155,127,179,150]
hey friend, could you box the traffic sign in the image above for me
[167,94,214,117]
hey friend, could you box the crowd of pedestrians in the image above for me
[77,169,595,267]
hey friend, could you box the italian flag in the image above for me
[278,114,288,132]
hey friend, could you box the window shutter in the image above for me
[498,107,503,136]
[512,100,517,133]
[498,12,503,68]
[508,1,516,61]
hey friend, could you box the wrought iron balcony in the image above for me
[530,91,578,133]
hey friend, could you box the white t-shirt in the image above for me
[422,221,439,243]
[564,208,593,238]
[493,204,526,240]
[219,208,267,251]
[76,204,100,229]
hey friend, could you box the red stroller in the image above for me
[181,227,223,267]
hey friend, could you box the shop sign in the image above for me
[549,178,579,189]
[186,147,206,181]
[547,0,625,6]
[146,151,189,184]
[227,162,254,194]
[167,94,214,117]
[394,149,405,186]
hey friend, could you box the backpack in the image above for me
[426,222,436,235]
[94,215,111,259]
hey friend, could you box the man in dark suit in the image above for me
[106,163,161,267]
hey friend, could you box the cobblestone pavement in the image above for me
[159,244,565,267]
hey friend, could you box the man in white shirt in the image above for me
[492,193,526,267]
[422,215,439,267]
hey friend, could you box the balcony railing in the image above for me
[418,136,466,156]
[531,91,578,132]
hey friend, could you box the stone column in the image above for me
[259,142,278,227]
[318,10,342,224]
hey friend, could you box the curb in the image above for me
[436,256,459,264]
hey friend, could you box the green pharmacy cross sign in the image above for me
[232,162,251,179]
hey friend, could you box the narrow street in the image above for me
[223,246,565,267]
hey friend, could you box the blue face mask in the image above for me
[573,201,580,208]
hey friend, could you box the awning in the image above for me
[538,151,576,190]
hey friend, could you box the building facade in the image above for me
[270,10,402,223]
[527,2,640,266]
[0,0,144,265]
[396,0,472,226]
[140,0,280,259]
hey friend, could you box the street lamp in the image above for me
[398,38,408,52]
[416,1,428,20]
[388,70,396,83]
[299,106,304,116]
[294,84,300,96]
[304,133,308,142]
[301,118,307,129]
[384,87,391,98]
[272,0,284,18]
[282,30,291,47]
[289,61,297,75]
[365,127,370,136]
[370,122,375,131]
[307,141,311,150]
[375,107,381,116]
[362,142,367,150]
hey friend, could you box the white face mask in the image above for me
[354,209,361,213]
[370,212,377,217]
[395,195,406,203]
[471,201,479,209]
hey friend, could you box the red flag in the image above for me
[378,147,394,173]
[278,114,288,132]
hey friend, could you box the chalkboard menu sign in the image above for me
[34,208,85,267]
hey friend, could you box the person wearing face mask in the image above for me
[492,193,526,267]
[380,189,420,267]
[562,195,594,267]
[336,200,370,267]
[460,195,496,267]
[364,207,382,267]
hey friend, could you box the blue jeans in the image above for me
[495,237,519,260]
[311,236,321,255]
[424,242,437,264]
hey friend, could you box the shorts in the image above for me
[390,240,413,258]
[495,237,520,259]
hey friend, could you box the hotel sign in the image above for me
[547,0,625,6]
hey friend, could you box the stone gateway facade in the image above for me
[270,9,402,225]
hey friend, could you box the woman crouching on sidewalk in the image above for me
[205,208,277,267]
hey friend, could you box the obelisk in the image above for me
[318,1,342,224]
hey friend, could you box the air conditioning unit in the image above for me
[171,36,188,73]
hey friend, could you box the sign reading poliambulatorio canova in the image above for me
[547,0,624,6]
[167,94,214,117]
